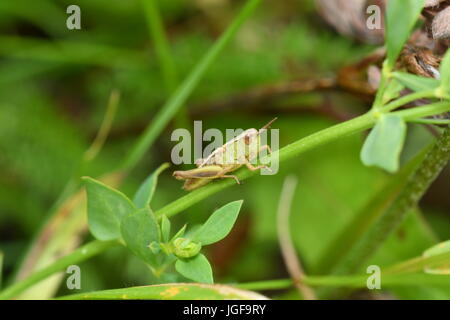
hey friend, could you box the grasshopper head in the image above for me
[173,170,187,180]
[243,128,258,145]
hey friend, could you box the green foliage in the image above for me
[120,208,160,267]
[133,163,169,208]
[161,215,171,243]
[440,51,450,93]
[393,72,440,92]
[423,240,450,275]
[58,283,267,300]
[83,177,136,241]
[2,0,450,301]
[385,0,425,69]
[192,200,243,245]
[175,254,213,284]
[361,114,407,173]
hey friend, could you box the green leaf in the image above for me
[423,240,450,275]
[83,177,136,241]
[175,254,213,284]
[193,200,243,245]
[382,79,404,104]
[120,208,161,266]
[393,72,440,92]
[161,215,171,243]
[386,0,424,69]
[361,114,407,173]
[440,50,450,92]
[171,224,187,242]
[133,163,169,208]
[58,283,268,300]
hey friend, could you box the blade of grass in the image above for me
[140,0,177,93]
[121,0,263,170]
[140,0,189,129]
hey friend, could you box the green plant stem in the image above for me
[156,113,376,217]
[235,279,293,291]
[140,0,189,129]
[411,118,450,125]
[155,102,450,219]
[381,89,437,112]
[0,240,119,300]
[141,0,178,93]
[328,125,450,284]
[121,0,263,171]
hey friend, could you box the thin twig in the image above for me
[276,175,317,300]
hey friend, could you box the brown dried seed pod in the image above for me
[432,6,450,39]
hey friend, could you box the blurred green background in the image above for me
[0,0,449,299]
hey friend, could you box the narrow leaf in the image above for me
[175,254,213,284]
[83,177,136,241]
[133,163,170,208]
[393,72,440,92]
[121,208,161,267]
[161,215,171,243]
[386,0,425,68]
[193,200,243,245]
[361,114,407,173]
[440,50,450,92]
[423,240,450,275]
[59,283,268,300]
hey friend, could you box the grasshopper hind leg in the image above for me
[221,175,241,185]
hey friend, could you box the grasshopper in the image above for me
[173,118,277,191]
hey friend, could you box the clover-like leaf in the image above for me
[386,0,425,69]
[361,114,407,173]
[133,163,169,208]
[175,254,213,284]
[83,177,136,241]
[120,207,161,267]
[192,200,243,245]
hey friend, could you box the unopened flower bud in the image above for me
[172,238,202,258]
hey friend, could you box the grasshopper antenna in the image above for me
[260,117,278,132]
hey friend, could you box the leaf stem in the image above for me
[381,89,437,112]
[0,240,119,300]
